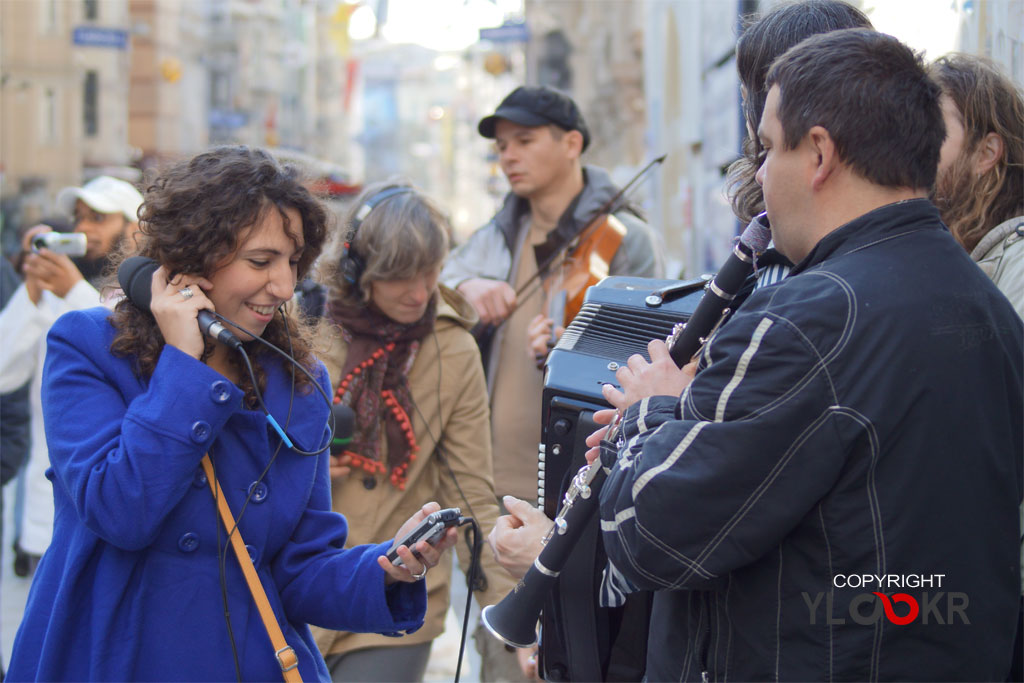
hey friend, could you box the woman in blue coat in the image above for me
[7,146,455,681]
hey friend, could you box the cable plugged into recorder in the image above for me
[386,507,463,568]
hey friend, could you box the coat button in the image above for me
[362,476,377,490]
[190,421,211,443]
[245,544,259,565]
[210,380,232,404]
[178,532,199,553]
[248,481,268,503]
[192,468,208,489]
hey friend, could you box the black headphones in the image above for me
[339,186,416,288]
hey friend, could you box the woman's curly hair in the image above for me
[109,146,329,406]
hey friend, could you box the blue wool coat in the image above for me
[7,307,426,681]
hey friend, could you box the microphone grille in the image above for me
[118,256,159,310]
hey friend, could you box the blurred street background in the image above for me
[1,0,1021,676]
[2,0,1020,275]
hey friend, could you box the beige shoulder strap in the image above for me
[201,455,302,683]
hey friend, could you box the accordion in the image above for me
[537,275,706,681]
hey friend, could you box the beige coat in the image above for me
[310,285,518,657]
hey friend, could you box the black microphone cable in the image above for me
[406,328,494,681]
[209,307,334,456]
[454,515,480,683]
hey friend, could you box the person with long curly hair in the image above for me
[6,146,456,681]
[930,53,1024,319]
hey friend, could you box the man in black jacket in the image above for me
[592,30,1022,680]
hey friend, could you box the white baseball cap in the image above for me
[57,175,143,222]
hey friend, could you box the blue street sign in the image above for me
[72,26,130,50]
[209,109,248,129]
[479,22,530,43]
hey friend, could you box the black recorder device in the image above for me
[537,276,706,682]
[386,507,461,568]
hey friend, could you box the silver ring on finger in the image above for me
[411,565,427,581]
[179,286,194,301]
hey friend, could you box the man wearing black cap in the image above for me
[442,85,662,680]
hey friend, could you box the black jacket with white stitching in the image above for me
[599,198,1023,681]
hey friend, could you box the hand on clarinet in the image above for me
[583,340,698,465]
[601,339,697,410]
[488,496,554,580]
[583,409,617,465]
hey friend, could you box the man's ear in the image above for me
[808,125,838,191]
[564,129,584,159]
[973,132,1004,175]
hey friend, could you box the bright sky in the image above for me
[350,0,524,52]
[350,0,964,60]
[862,0,963,60]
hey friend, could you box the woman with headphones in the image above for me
[310,181,517,681]
[7,148,455,681]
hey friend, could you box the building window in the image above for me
[42,88,58,144]
[40,0,59,34]
[84,0,98,21]
[84,71,99,137]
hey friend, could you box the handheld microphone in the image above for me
[330,403,355,455]
[117,256,243,351]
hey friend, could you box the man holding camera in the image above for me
[0,175,142,576]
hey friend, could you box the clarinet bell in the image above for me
[480,569,558,648]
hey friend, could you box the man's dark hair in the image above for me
[766,29,944,190]
[728,0,872,223]
[930,53,1024,252]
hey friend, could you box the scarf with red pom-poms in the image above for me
[327,294,438,490]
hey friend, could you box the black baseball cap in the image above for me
[478,86,591,151]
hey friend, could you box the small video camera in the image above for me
[32,232,87,257]
[386,507,461,568]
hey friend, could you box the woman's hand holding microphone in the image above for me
[148,266,215,361]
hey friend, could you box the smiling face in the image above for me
[368,265,440,325]
[494,119,577,200]
[207,206,304,342]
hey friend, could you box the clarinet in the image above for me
[668,212,771,364]
[480,213,772,649]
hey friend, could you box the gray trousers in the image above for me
[323,642,432,682]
